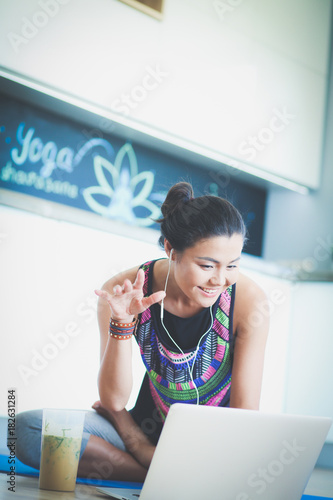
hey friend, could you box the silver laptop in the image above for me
[97,403,332,500]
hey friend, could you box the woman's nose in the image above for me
[210,271,226,286]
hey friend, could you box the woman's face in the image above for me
[171,234,244,308]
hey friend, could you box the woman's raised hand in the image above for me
[95,268,166,322]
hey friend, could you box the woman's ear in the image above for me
[164,239,173,257]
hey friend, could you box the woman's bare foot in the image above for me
[92,401,156,468]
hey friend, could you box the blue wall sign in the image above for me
[0,93,266,256]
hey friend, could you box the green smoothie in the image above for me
[39,434,81,491]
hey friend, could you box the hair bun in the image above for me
[161,182,194,218]
[157,181,246,251]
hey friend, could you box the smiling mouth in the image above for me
[199,287,220,295]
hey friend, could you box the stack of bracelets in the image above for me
[109,318,137,340]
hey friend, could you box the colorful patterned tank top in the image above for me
[134,260,235,422]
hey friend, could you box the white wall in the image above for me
[284,282,333,442]
[0,0,331,188]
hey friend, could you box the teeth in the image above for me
[201,288,217,294]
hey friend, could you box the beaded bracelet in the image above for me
[110,319,137,329]
[109,318,137,340]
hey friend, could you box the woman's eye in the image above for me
[201,265,213,269]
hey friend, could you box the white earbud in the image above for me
[160,248,173,321]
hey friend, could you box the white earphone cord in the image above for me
[160,250,213,405]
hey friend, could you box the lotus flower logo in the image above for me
[83,143,161,226]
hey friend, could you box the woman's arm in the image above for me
[230,274,269,410]
[96,266,165,412]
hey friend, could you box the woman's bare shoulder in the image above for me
[234,272,268,324]
[236,272,267,301]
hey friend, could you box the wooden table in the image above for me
[0,473,108,500]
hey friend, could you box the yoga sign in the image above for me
[0,94,163,227]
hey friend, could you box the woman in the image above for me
[15,182,269,483]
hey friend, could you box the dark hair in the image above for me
[157,182,247,251]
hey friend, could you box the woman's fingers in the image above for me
[96,269,143,300]
[113,284,123,295]
[95,269,160,316]
[94,289,110,300]
[130,290,165,316]
[133,268,144,290]
[142,290,166,309]
[123,279,133,293]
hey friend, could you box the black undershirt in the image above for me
[152,302,215,351]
